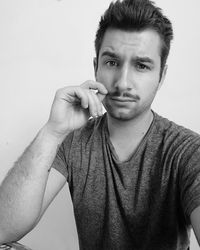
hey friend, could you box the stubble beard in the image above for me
[103,99,141,122]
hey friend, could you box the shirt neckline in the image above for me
[103,111,157,165]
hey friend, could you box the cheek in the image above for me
[139,78,160,100]
[143,73,160,89]
[96,70,112,90]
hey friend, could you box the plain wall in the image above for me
[0,0,200,249]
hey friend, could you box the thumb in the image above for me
[97,92,107,102]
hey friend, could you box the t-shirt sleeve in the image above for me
[51,131,74,182]
[179,140,200,221]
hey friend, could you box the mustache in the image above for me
[107,91,140,101]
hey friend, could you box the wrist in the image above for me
[41,123,71,144]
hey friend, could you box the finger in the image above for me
[89,90,103,117]
[86,90,100,118]
[57,85,105,114]
[97,92,107,102]
[60,87,89,109]
[82,80,108,95]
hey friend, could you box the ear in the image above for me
[93,57,98,79]
[158,64,168,90]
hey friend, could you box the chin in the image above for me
[107,109,139,121]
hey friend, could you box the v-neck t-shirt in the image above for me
[52,112,200,250]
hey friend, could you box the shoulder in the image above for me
[153,112,200,146]
[152,112,200,162]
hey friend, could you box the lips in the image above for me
[110,97,137,102]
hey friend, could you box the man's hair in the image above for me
[95,0,174,77]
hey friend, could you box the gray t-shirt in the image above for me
[52,112,200,250]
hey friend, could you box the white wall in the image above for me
[0,0,200,249]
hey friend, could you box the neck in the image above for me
[106,109,154,142]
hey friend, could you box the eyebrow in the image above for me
[101,51,119,59]
[135,56,154,65]
[100,51,154,65]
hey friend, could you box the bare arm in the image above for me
[0,80,107,244]
[190,206,200,246]
[0,126,66,243]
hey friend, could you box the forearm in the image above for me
[0,125,66,243]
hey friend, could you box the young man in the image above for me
[0,0,200,249]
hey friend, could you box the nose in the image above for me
[114,64,133,92]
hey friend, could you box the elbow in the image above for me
[0,230,21,246]
[0,229,13,246]
[0,223,35,245]
[0,207,41,245]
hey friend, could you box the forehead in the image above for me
[99,28,162,61]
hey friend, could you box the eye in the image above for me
[105,60,119,67]
[136,63,150,71]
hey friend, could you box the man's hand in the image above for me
[45,80,108,138]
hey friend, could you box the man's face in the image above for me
[94,28,166,121]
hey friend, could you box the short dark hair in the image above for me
[95,0,173,77]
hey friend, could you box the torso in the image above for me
[59,112,200,250]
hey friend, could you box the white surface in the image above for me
[0,0,200,249]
